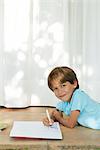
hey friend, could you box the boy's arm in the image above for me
[51,108,63,121]
[52,109,80,128]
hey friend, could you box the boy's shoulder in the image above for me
[74,88,83,95]
[73,88,88,99]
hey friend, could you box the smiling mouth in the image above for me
[59,94,66,98]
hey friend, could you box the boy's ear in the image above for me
[73,80,77,88]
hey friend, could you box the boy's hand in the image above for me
[52,109,63,121]
[42,117,54,126]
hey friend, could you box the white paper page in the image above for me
[10,121,62,139]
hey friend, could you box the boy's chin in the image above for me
[60,97,71,102]
[60,98,68,101]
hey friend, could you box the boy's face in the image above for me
[51,76,77,102]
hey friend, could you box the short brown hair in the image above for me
[48,66,79,91]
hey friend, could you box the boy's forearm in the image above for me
[50,109,63,121]
[55,116,76,128]
[50,109,77,128]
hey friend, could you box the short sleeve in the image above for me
[56,102,64,111]
[56,101,70,115]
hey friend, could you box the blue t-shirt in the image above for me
[56,89,100,129]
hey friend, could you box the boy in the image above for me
[43,66,100,129]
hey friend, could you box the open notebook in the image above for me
[10,121,63,140]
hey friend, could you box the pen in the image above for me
[46,109,52,125]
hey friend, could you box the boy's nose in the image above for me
[57,88,63,95]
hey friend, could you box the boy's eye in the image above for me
[53,87,58,91]
[62,83,66,87]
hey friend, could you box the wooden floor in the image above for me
[0,106,100,150]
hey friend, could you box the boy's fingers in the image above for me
[43,118,50,126]
[43,118,54,126]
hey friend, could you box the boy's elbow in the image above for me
[67,119,76,128]
[69,124,75,128]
